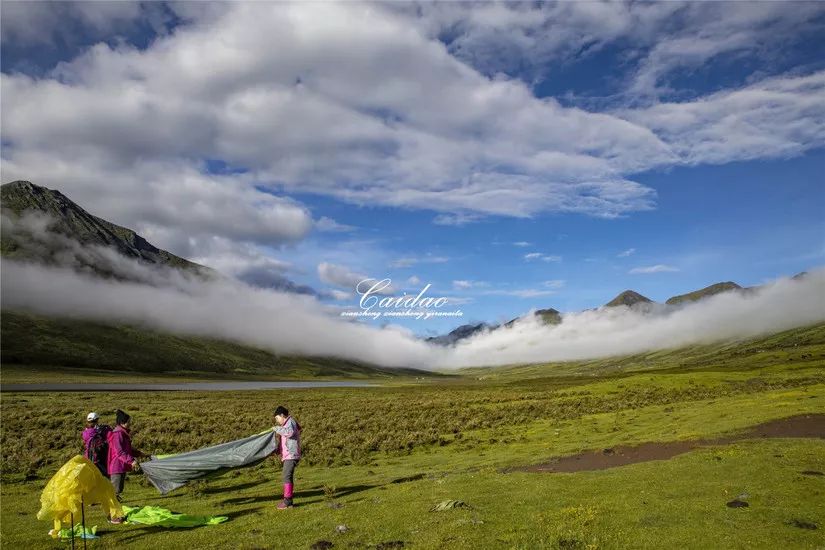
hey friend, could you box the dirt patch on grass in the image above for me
[510,414,825,474]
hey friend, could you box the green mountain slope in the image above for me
[1,180,210,276]
[0,310,434,380]
[666,281,742,305]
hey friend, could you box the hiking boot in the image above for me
[277,499,293,510]
[108,516,126,524]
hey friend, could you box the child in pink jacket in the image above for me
[107,409,147,506]
[273,406,301,509]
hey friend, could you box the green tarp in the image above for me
[122,505,228,528]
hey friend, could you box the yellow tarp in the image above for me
[37,455,123,537]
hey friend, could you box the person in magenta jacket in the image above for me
[273,406,301,509]
[107,409,147,502]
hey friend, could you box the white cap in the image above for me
[86,412,99,422]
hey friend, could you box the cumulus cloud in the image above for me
[0,155,313,255]
[4,1,659,221]
[1,1,153,45]
[3,1,822,234]
[629,264,680,274]
[618,248,636,257]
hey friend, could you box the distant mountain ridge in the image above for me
[1,180,210,278]
[665,281,742,305]
[429,276,810,346]
[605,290,653,308]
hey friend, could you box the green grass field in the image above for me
[2,324,824,549]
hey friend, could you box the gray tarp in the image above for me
[141,429,279,494]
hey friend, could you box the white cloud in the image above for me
[512,241,531,247]
[327,289,352,301]
[432,212,481,226]
[524,252,562,262]
[452,279,488,290]
[0,2,667,226]
[315,216,356,233]
[410,2,825,102]
[483,288,559,299]
[629,264,680,274]
[543,279,566,289]
[618,248,636,257]
[406,275,421,286]
[0,1,152,45]
[317,261,395,295]
[318,262,366,288]
[623,71,825,165]
[0,154,313,255]
[1,0,823,247]
[389,255,449,269]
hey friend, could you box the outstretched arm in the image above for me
[274,419,295,438]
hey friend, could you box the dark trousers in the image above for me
[282,459,297,484]
[111,473,126,495]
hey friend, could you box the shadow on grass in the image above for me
[203,481,261,495]
[219,484,377,506]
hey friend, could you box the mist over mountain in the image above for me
[1,180,209,277]
[1,180,315,294]
[2,180,824,369]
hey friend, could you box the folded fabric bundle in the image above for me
[141,429,278,494]
[122,505,228,528]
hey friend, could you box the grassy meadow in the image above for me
[1,324,824,549]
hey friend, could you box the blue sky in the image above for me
[2,1,823,336]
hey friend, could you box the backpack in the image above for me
[87,425,111,474]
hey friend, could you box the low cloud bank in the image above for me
[2,250,823,370]
[436,271,825,368]
[1,259,435,368]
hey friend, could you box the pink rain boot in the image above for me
[278,483,294,509]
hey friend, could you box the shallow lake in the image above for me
[0,381,377,392]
